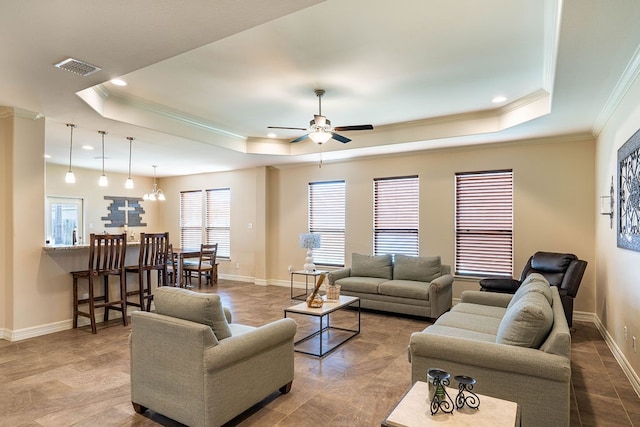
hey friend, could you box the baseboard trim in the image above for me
[8,320,72,341]
[592,315,640,398]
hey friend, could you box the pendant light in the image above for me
[125,137,134,189]
[65,123,76,183]
[98,130,108,187]
[143,165,165,201]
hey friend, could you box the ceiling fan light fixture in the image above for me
[309,130,332,144]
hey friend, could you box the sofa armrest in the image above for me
[429,274,453,318]
[460,290,512,307]
[327,268,351,285]
[410,331,570,382]
[205,318,297,372]
[223,307,232,323]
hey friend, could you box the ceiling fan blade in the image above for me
[291,133,310,143]
[333,124,374,132]
[331,133,351,144]
[268,126,308,131]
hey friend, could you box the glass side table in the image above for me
[290,270,328,300]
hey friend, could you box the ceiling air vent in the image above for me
[54,57,101,76]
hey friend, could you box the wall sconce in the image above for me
[600,176,614,229]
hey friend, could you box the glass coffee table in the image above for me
[284,295,360,357]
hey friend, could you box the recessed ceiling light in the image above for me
[110,78,127,86]
[267,133,277,138]
[82,145,94,150]
[492,96,507,103]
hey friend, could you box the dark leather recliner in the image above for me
[479,251,587,327]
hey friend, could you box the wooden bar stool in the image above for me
[125,232,169,311]
[165,244,178,286]
[183,243,218,287]
[71,233,128,334]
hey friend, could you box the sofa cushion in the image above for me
[435,311,501,335]
[497,291,553,348]
[508,273,552,309]
[336,276,387,294]
[351,253,393,279]
[378,280,430,300]
[154,287,232,340]
[393,254,441,282]
[451,302,508,319]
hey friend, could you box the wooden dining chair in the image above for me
[125,232,169,311]
[71,233,128,334]
[165,243,178,286]
[183,243,218,287]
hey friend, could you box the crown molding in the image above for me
[593,41,640,135]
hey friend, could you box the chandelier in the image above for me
[143,165,165,201]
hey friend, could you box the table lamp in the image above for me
[299,233,321,272]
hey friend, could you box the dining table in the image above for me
[172,247,201,287]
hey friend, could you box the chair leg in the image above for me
[88,276,97,334]
[120,273,128,326]
[103,275,110,323]
[279,381,293,394]
[73,277,79,329]
[132,402,147,414]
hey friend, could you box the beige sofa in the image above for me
[129,287,297,427]
[328,253,453,319]
[409,273,571,427]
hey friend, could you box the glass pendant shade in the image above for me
[98,130,108,187]
[125,137,134,189]
[65,123,76,183]
[309,130,332,144]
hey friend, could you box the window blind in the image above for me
[206,188,231,259]
[374,176,419,256]
[180,190,202,249]
[309,180,345,267]
[455,170,513,276]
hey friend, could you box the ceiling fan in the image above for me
[268,89,373,144]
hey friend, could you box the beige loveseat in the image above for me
[409,273,571,427]
[327,253,453,319]
[129,287,297,427]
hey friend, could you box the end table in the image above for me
[290,270,327,300]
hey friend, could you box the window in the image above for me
[455,170,513,276]
[180,190,202,249]
[46,196,84,245]
[308,180,346,267]
[373,176,419,256]
[206,188,231,259]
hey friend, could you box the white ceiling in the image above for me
[2,0,640,177]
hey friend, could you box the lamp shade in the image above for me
[299,233,321,249]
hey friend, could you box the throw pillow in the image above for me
[393,254,441,282]
[351,253,393,279]
[154,286,232,340]
[497,291,553,348]
[508,273,552,309]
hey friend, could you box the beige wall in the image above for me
[158,167,264,282]
[0,112,12,331]
[266,138,596,312]
[595,71,640,378]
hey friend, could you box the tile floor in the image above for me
[0,280,638,426]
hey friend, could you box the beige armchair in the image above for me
[130,287,297,427]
